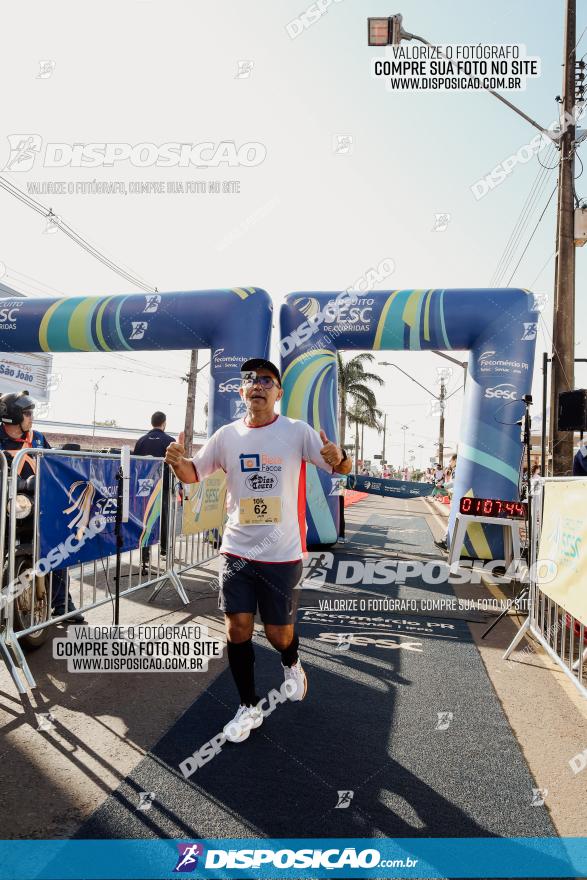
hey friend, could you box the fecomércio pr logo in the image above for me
[173,843,204,873]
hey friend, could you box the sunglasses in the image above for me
[241,374,280,389]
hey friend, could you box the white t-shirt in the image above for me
[192,414,333,562]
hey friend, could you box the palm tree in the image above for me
[337,352,384,452]
[347,401,384,469]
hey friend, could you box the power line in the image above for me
[0,174,157,293]
[1,265,70,299]
[528,248,557,289]
[97,390,187,407]
[490,146,558,286]
[506,183,558,285]
[490,160,550,286]
[57,361,186,380]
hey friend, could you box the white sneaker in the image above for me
[282,659,308,701]
[223,704,263,743]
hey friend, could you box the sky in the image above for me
[1,0,586,468]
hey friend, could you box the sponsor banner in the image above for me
[477,348,529,376]
[39,455,162,567]
[537,480,587,627]
[0,349,53,402]
[182,469,227,535]
[0,837,585,878]
[347,475,434,499]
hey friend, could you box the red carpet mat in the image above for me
[343,490,369,507]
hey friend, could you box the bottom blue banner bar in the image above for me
[1,838,587,879]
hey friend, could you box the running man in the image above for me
[165,358,351,742]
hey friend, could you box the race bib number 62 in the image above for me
[239,496,282,525]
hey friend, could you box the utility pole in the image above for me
[381,413,387,463]
[550,0,577,476]
[438,378,446,468]
[91,376,105,450]
[401,424,408,469]
[183,350,199,457]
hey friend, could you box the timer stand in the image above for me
[482,394,534,639]
[448,396,534,639]
[448,513,522,577]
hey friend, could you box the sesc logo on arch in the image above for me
[484,383,518,400]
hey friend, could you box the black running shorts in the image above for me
[218,553,304,625]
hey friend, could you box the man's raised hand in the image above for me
[165,441,197,483]
[319,429,343,467]
[165,442,185,469]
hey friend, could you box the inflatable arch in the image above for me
[0,287,272,433]
[1,284,538,559]
[280,288,539,558]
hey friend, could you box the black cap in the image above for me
[240,358,281,386]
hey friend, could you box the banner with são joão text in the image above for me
[0,350,53,402]
[182,469,227,535]
[39,455,163,568]
[537,479,587,627]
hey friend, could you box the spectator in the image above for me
[573,445,587,477]
[431,463,446,498]
[0,391,85,622]
[530,463,541,491]
[444,455,457,492]
[133,411,175,573]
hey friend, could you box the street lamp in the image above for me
[371,10,581,475]
[432,350,468,387]
[368,15,403,46]
[379,360,464,467]
[380,361,447,467]
[369,12,551,135]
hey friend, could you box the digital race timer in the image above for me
[459,497,528,519]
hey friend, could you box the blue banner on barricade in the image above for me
[38,455,163,568]
[0,837,585,879]
[347,474,434,499]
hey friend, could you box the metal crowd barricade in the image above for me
[0,451,7,586]
[0,451,33,693]
[0,448,225,692]
[150,474,224,601]
[504,477,587,699]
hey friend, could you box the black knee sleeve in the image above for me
[227,638,258,706]
[280,633,299,668]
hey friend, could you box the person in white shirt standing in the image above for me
[165,358,351,743]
